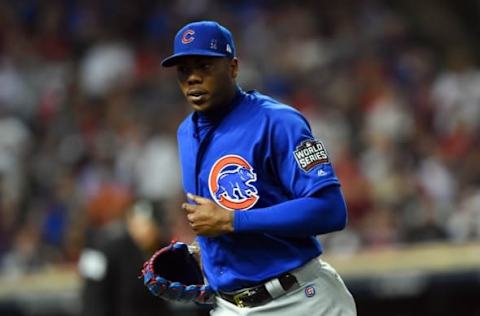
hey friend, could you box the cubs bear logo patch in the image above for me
[293,139,329,172]
[208,155,259,210]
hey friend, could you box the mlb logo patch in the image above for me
[305,285,316,298]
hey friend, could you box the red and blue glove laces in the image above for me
[142,241,215,304]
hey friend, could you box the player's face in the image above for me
[176,56,238,112]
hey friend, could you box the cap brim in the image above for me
[161,50,229,67]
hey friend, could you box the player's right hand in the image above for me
[182,193,234,237]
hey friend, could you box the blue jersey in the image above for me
[177,88,341,291]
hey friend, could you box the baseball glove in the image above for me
[141,241,215,304]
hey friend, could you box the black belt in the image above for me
[218,273,299,308]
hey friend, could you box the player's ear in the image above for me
[230,58,239,79]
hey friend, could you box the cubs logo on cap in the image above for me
[161,21,236,67]
[181,29,195,44]
[208,155,259,210]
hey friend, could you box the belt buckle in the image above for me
[233,290,252,308]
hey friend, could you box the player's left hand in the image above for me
[182,193,234,237]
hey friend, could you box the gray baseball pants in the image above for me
[210,257,357,316]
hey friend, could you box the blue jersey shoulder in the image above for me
[244,90,312,133]
[177,112,194,138]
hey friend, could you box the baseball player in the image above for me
[162,21,356,315]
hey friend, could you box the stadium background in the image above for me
[0,0,479,315]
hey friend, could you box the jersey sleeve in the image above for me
[268,109,340,198]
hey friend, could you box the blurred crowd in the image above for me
[0,0,479,276]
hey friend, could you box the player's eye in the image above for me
[177,66,188,74]
[200,63,212,71]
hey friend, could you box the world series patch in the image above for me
[294,139,329,172]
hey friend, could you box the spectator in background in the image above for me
[78,190,172,316]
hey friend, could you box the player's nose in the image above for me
[187,70,203,85]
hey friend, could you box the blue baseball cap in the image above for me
[161,21,236,67]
